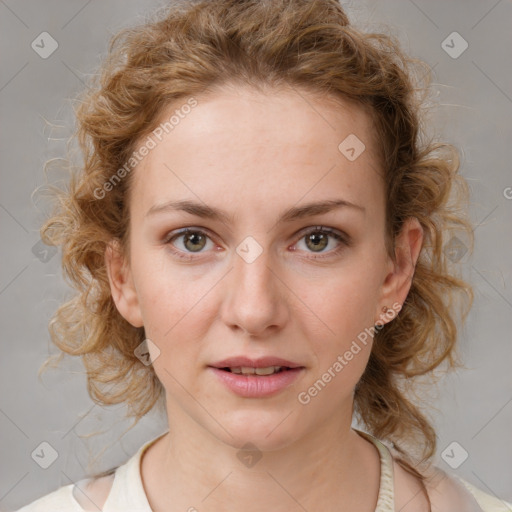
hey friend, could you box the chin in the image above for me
[214,409,303,451]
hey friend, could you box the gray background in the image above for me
[1,0,511,510]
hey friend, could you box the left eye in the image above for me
[293,227,348,256]
[164,226,349,260]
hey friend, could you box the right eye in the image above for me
[163,227,216,261]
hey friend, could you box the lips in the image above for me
[209,367,305,397]
[209,356,303,370]
[208,356,306,397]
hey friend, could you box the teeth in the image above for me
[255,366,281,375]
[229,366,283,375]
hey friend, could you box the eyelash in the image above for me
[163,226,350,262]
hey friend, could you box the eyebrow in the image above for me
[145,198,365,224]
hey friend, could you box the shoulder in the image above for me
[16,484,76,511]
[72,474,116,511]
[16,474,115,512]
[445,474,512,512]
[393,459,512,512]
[422,466,484,511]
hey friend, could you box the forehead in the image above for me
[130,85,383,219]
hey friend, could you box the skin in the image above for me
[104,84,425,511]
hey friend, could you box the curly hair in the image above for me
[39,0,474,495]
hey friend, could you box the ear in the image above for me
[375,217,423,325]
[105,239,144,328]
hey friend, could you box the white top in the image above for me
[17,429,512,511]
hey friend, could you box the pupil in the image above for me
[308,233,327,251]
[185,232,205,252]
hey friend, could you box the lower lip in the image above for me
[208,367,305,398]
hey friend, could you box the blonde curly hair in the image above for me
[39,0,473,496]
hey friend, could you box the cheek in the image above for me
[132,246,211,332]
[305,266,382,346]
[298,249,386,394]
[138,280,211,353]
[132,253,220,374]
[298,277,377,408]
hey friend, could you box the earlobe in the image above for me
[105,240,144,328]
[376,217,424,324]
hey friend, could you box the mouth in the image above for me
[209,356,304,372]
[208,356,305,397]
[218,366,296,376]
[209,365,305,398]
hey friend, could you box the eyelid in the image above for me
[162,226,216,245]
[163,225,350,243]
[295,225,351,245]
[163,225,351,260]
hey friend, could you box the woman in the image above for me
[18,0,511,510]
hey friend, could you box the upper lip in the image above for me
[209,356,303,369]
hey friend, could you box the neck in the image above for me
[141,404,381,511]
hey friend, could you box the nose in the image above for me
[219,243,289,338]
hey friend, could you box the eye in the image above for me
[292,226,350,259]
[163,228,215,261]
[163,225,351,261]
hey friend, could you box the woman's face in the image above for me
[107,85,421,450]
